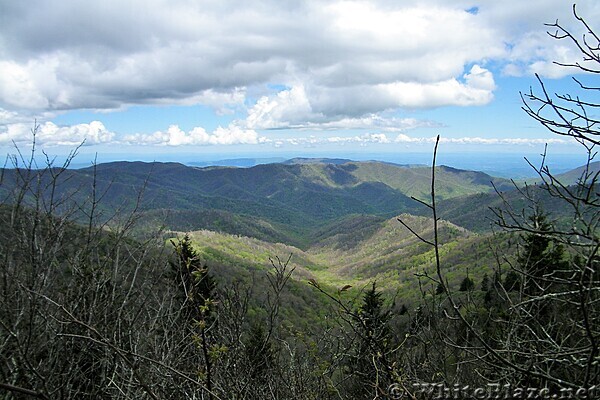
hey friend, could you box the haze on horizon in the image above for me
[1,0,599,161]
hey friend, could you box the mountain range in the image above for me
[1,158,522,243]
[1,157,596,298]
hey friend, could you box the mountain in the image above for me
[189,157,287,167]
[342,162,513,200]
[0,159,517,246]
[3,157,592,248]
[549,160,600,185]
[427,178,597,233]
[282,157,355,165]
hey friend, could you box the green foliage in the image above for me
[480,273,489,291]
[517,211,567,295]
[459,276,475,291]
[244,323,275,382]
[349,282,395,397]
[171,234,216,319]
[503,270,520,292]
[0,159,523,247]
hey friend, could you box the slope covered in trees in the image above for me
[0,158,528,247]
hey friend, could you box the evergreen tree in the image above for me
[245,322,275,384]
[350,282,394,398]
[435,282,444,295]
[480,273,489,292]
[171,234,216,320]
[459,276,475,292]
[518,212,566,296]
[503,271,521,292]
[170,234,218,399]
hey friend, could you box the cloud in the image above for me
[190,88,247,115]
[501,31,586,78]
[1,121,115,146]
[243,74,492,130]
[0,119,575,149]
[0,61,52,109]
[121,124,262,146]
[0,108,33,126]
[269,133,573,148]
[440,137,569,145]
[307,116,441,131]
[394,134,570,146]
[1,0,596,118]
[245,86,314,129]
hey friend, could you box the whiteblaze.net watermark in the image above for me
[388,382,598,399]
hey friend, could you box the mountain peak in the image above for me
[282,157,354,165]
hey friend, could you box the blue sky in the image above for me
[0,0,598,164]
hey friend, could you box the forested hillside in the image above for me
[0,159,515,247]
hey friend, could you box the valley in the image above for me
[177,213,507,303]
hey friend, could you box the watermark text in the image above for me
[388,382,598,399]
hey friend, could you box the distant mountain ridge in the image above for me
[1,157,591,247]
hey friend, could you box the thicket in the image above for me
[1,5,598,399]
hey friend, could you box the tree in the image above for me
[435,282,444,295]
[502,270,520,292]
[244,322,275,383]
[459,276,475,292]
[349,282,395,398]
[480,273,489,292]
[516,210,567,296]
[307,278,402,399]
[493,4,600,389]
[170,234,219,399]
[171,234,217,320]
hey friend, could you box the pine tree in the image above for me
[350,282,394,398]
[435,282,444,295]
[171,234,216,320]
[459,276,475,292]
[503,271,520,292]
[518,211,566,296]
[245,322,274,383]
[170,234,218,399]
[480,273,489,292]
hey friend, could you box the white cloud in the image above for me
[307,116,441,131]
[464,65,496,90]
[0,108,31,126]
[1,121,115,146]
[0,119,576,149]
[122,124,262,146]
[245,86,314,129]
[501,31,585,78]
[242,75,493,131]
[267,133,573,148]
[0,61,50,109]
[440,136,569,145]
[0,0,597,151]
[278,133,392,147]
[392,134,571,146]
[377,67,495,109]
[395,134,425,143]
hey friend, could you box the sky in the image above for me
[0,0,599,165]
